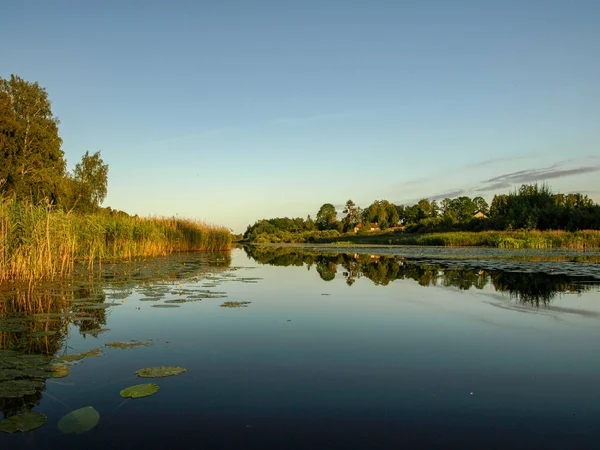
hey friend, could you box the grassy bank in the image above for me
[0,198,231,281]
[246,229,600,249]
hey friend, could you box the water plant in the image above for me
[120,383,159,399]
[0,411,47,433]
[135,366,187,378]
[0,196,232,282]
[57,406,100,434]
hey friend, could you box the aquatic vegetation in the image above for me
[220,301,251,308]
[28,331,57,337]
[135,366,187,378]
[49,364,70,378]
[55,348,103,364]
[105,340,153,349]
[0,411,47,433]
[81,328,111,336]
[0,379,45,398]
[80,303,120,310]
[58,406,100,434]
[120,383,159,399]
[151,304,180,308]
[0,197,232,282]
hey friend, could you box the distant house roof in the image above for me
[473,211,488,219]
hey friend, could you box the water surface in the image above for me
[1,246,600,449]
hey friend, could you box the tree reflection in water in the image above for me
[243,245,596,307]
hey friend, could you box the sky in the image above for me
[2,0,599,232]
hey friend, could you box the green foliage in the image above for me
[0,75,65,204]
[342,199,360,231]
[244,183,599,245]
[57,406,100,434]
[316,203,337,230]
[0,197,232,281]
[0,411,47,433]
[120,383,159,398]
[66,151,109,213]
[135,366,187,378]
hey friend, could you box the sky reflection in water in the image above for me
[1,247,600,449]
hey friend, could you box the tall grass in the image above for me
[363,230,600,249]
[0,197,231,281]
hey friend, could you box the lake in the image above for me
[1,245,600,449]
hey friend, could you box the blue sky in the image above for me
[2,0,599,232]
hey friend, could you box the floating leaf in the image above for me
[55,348,103,364]
[220,301,251,308]
[105,341,153,349]
[49,365,70,378]
[58,406,99,434]
[81,328,110,336]
[135,366,187,378]
[0,411,47,433]
[0,379,44,398]
[80,303,120,310]
[151,304,180,308]
[120,383,159,398]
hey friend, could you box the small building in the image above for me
[368,222,380,231]
[473,210,488,219]
[353,223,364,233]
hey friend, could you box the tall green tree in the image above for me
[67,151,109,213]
[315,203,337,230]
[472,196,489,215]
[0,75,65,203]
[342,199,360,231]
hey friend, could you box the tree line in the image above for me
[244,183,600,241]
[1,74,109,213]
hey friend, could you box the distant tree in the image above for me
[490,194,508,218]
[305,215,316,231]
[450,196,477,222]
[404,204,420,224]
[472,196,489,215]
[67,151,109,213]
[316,203,337,230]
[440,198,453,216]
[417,199,433,220]
[430,200,440,218]
[395,204,405,223]
[0,74,65,203]
[342,199,360,231]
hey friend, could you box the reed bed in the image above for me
[0,198,231,281]
[388,230,600,249]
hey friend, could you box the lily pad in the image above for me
[0,379,44,398]
[55,348,103,364]
[120,383,159,398]
[79,303,120,310]
[135,366,187,378]
[81,328,111,336]
[0,411,47,433]
[49,364,70,378]
[105,341,153,349]
[151,304,180,308]
[58,406,100,434]
[220,301,251,308]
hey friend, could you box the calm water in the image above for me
[1,246,600,449]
